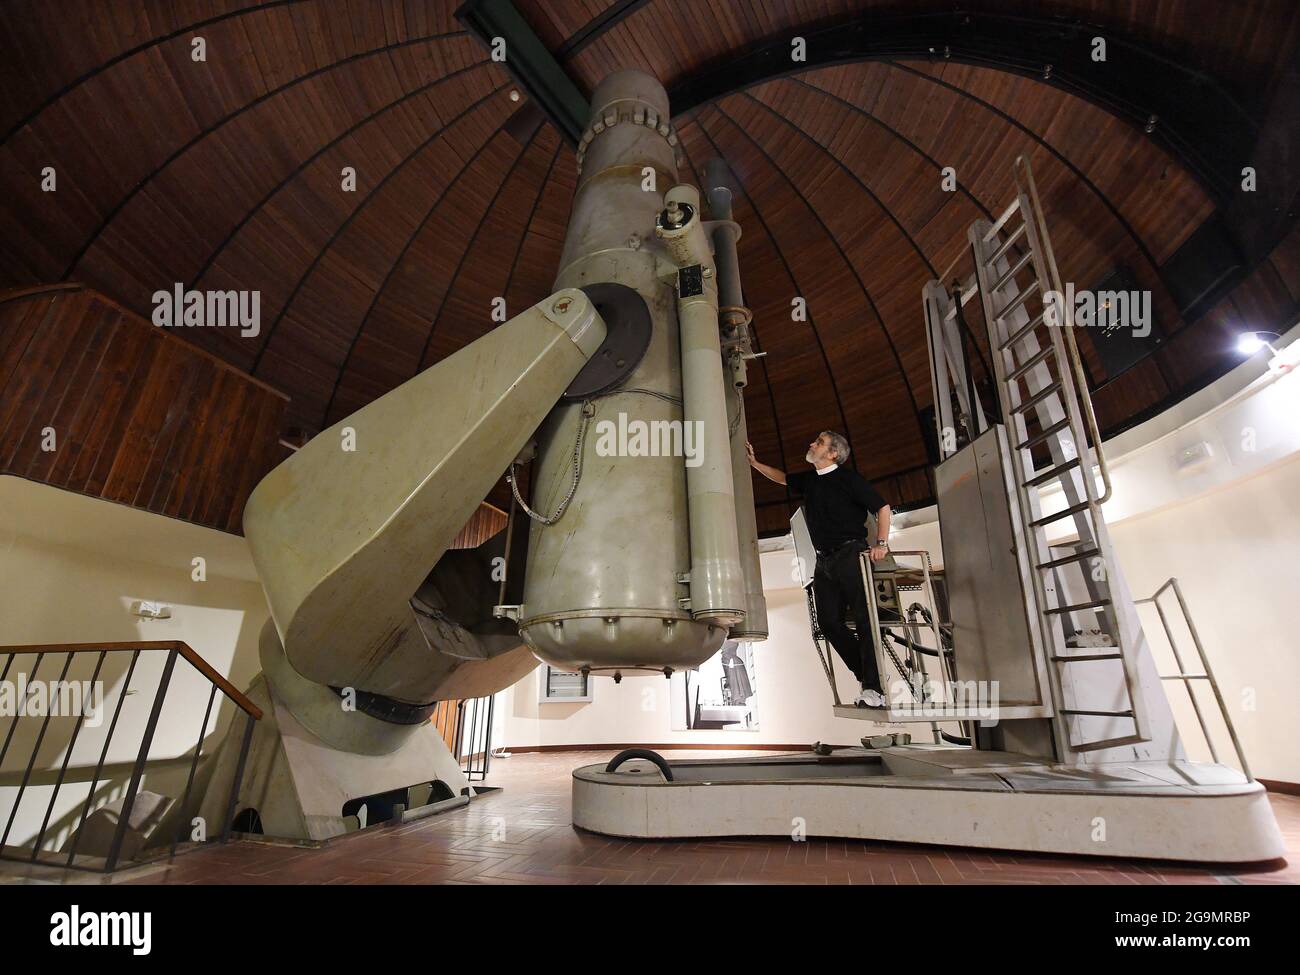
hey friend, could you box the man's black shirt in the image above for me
[788,465,887,554]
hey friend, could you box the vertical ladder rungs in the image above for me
[1067,734,1147,753]
[1030,501,1092,528]
[1045,598,1112,615]
[992,250,1034,292]
[1011,379,1061,413]
[984,197,1022,242]
[1036,547,1100,571]
[1007,343,1055,382]
[1023,456,1080,488]
[1051,652,1123,662]
[997,280,1040,320]
[988,222,1027,264]
[1015,417,1069,451]
[1000,309,1047,350]
[967,157,1148,756]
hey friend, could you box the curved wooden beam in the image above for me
[189,61,495,292]
[0,0,310,146]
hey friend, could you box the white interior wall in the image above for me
[498,452,1300,783]
[1105,452,1300,783]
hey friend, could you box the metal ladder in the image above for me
[967,157,1148,754]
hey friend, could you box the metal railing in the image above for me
[860,550,950,700]
[806,549,958,727]
[430,694,495,782]
[1135,579,1251,780]
[0,641,260,873]
[805,586,844,707]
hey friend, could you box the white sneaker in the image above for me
[856,688,887,708]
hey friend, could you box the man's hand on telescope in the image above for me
[746,442,787,486]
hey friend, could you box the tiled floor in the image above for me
[6,749,1298,885]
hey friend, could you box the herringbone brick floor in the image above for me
[10,750,1298,885]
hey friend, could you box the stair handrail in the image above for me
[0,640,260,872]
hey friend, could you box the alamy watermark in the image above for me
[0,675,103,727]
[593,412,704,468]
[1043,283,1151,338]
[886,677,1000,726]
[50,905,150,955]
[151,283,260,337]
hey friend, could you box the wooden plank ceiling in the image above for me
[0,0,1296,536]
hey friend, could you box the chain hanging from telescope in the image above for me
[509,401,594,526]
[510,388,684,526]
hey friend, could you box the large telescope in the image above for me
[200,70,767,840]
[517,70,767,674]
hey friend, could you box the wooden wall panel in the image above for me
[0,284,289,534]
[449,503,508,550]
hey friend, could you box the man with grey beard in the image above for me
[748,431,892,708]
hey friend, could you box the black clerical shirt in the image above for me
[788,464,888,555]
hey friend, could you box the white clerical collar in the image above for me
[815,462,838,476]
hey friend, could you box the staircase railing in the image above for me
[431,695,496,782]
[0,641,260,873]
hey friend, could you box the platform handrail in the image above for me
[804,548,953,724]
[804,586,845,707]
[1134,579,1251,781]
[861,551,953,707]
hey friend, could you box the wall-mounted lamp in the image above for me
[1236,331,1296,375]
[1236,331,1279,356]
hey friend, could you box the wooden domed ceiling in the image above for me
[1,0,1296,535]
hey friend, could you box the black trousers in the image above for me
[812,541,883,693]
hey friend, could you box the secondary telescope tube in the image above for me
[705,158,769,640]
